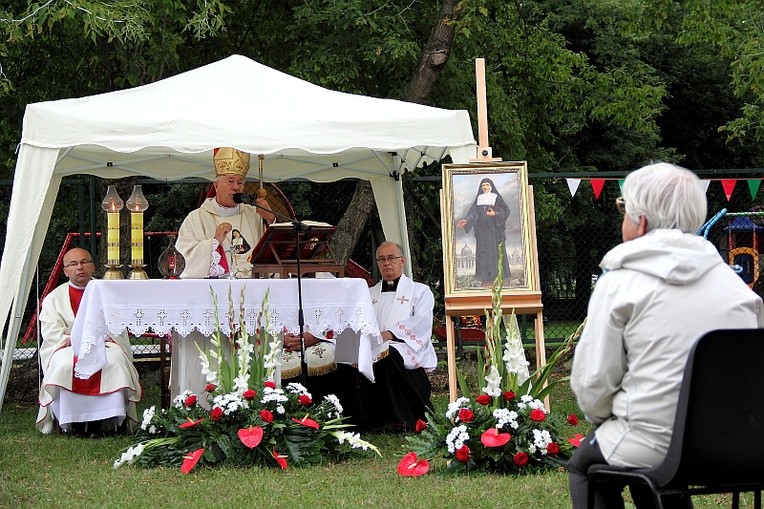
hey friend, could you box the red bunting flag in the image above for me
[590,179,606,199]
[721,179,737,201]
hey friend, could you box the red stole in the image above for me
[216,244,230,273]
[69,285,103,394]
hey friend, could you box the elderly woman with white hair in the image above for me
[567,162,764,509]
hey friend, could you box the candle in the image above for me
[107,211,120,263]
[131,212,143,263]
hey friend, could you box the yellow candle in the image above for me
[107,212,120,263]
[131,212,143,264]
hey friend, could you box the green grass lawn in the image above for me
[0,378,745,508]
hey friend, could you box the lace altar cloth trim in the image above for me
[72,278,381,379]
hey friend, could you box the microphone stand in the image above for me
[233,193,309,388]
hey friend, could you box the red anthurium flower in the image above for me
[325,329,334,339]
[292,416,320,429]
[513,451,529,467]
[264,380,277,389]
[238,426,264,449]
[181,448,205,474]
[567,433,585,448]
[502,390,516,402]
[547,442,560,455]
[455,445,471,462]
[298,394,313,406]
[567,413,579,426]
[210,407,224,421]
[184,394,197,407]
[179,418,203,429]
[415,419,428,433]
[272,449,288,470]
[397,452,430,477]
[476,394,491,406]
[204,384,216,393]
[457,408,475,423]
[481,427,512,448]
[260,409,274,423]
[530,409,546,422]
[242,389,257,401]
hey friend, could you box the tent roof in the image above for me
[21,54,476,181]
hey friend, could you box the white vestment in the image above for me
[176,198,265,279]
[369,274,437,371]
[36,282,142,433]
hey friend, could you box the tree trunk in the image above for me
[330,0,463,267]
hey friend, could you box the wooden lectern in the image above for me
[249,222,345,278]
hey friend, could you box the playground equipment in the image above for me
[698,209,763,288]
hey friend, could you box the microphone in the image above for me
[232,192,258,205]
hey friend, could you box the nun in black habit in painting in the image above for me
[457,177,511,284]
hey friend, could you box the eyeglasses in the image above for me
[64,260,94,269]
[615,196,626,215]
[376,255,403,264]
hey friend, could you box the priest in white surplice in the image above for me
[172,148,275,397]
[36,247,142,435]
[289,241,436,431]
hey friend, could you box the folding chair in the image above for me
[588,328,764,509]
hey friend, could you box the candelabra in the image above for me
[126,185,150,279]
[101,185,124,279]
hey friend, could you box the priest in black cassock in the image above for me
[283,241,436,431]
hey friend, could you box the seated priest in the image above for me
[171,147,276,397]
[36,247,142,435]
[284,241,437,431]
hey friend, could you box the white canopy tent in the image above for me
[0,54,476,411]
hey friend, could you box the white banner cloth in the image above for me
[71,278,382,382]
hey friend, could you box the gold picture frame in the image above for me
[441,162,538,298]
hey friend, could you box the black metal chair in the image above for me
[587,328,764,509]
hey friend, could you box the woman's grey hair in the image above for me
[622,162,707,233]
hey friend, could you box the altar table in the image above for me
[71,278,382,391]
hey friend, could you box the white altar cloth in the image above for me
[71,278,381,383]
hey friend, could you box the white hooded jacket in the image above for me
[571,229,764,468]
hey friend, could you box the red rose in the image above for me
[260,409,274,423]
[184,394,197,407]
[546,442,560,455]
[567,413,579,426]
[513,451,529,466]
[457,408,475,423]
[264,380,277,389]
[415,419,428,433]
[243,389,257,401]
[502,391,516,402]
[530,409,546,422]
[455,445,471,462]
[298,394,313,406]
[325,329,335,339]
[210,407,224,421]
[204,384,216,393]
[476,394,491,406]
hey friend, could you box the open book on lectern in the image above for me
[247,221,336,265]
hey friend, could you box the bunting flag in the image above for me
[699,180,711,194]
[566,178,581,197]
[618,179,624,194]
[721,179,737,201]
[748,180,761,199]
[590,179,605,199]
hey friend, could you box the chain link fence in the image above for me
[4,169,764,361]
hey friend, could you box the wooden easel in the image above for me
[443,58,547,402]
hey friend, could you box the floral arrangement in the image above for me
[399,258,584,476]
[114,287,378,473]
